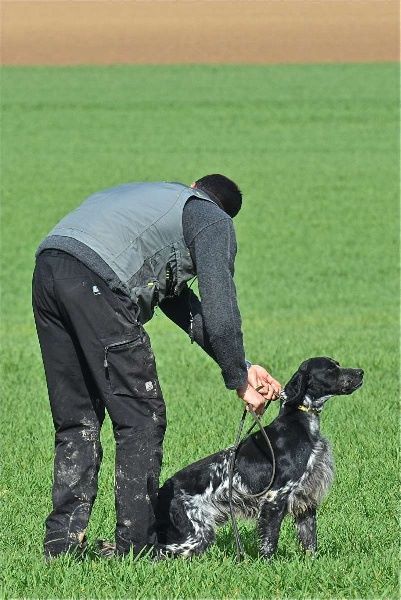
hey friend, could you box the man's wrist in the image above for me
[236,381,248,397]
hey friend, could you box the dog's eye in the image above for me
[326,367,338,376]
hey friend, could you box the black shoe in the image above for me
[95,539,116,558]
[95,539,166,561]
[44,536,88,561]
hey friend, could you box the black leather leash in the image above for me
[227,401,276,562]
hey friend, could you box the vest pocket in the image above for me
[104,334,159,398]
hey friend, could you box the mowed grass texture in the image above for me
[1,64,399,599]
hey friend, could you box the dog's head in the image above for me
[282,357,364,412]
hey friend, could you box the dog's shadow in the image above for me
[214,520,316,562]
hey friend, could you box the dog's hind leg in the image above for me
[294,508,317,554]
[159,528,215,558]
[258,501,286,559]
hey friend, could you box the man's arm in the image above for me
[161,199,281,411]
[160,211,247,387]
[189,217,248,390]
[160,287,281,408]
[159,285,217,361]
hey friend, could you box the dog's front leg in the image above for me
[294,508,317,554]
[258,501,286,559]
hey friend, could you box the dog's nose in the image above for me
[356,369,364,377]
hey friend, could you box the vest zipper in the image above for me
[147,279,160,309]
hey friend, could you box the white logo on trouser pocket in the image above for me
[145,381,154,392]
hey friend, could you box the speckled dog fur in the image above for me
[155,357,363,558]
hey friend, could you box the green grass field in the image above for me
[1,63,399,599]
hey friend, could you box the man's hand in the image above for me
[236,382,267,415]
[237,365,281,415]
[247,364,282,400]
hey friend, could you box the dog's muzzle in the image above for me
[340,369,364,394]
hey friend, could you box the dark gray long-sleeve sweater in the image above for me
[161,197,247,389]
[37,196,248,390]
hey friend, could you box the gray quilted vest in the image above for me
[43,182,215,322]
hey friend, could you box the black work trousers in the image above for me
[32,250,166,558]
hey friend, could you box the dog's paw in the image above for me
[303,547,317,558]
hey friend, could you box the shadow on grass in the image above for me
[214,523,322,563]
[51,525,319,566]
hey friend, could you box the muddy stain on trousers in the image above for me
[32,250,166,557]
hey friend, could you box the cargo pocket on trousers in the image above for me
[103,335,160,399]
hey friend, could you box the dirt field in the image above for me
[2,0,399,65]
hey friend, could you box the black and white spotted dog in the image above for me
[155,357,364,558]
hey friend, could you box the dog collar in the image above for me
[297,404,322,415]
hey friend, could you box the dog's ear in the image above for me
[283,360,310,405]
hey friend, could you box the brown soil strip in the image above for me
[1,0,399,66]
